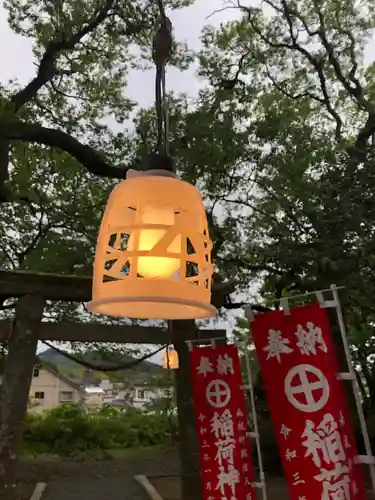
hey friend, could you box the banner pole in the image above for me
[331,284,375,493]
[244,307,267,500]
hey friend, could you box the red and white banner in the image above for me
[252,302,365,500]
[190,344,256,500]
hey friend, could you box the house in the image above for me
[29,364,84,414]
[83,378,173,411]
[84,379,135,410]
[0,362,172,413]
[84,386,104,411]
[131,382,172,410]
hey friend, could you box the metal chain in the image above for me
[152,0,173,156]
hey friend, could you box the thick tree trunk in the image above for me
[0,294,45,500]
[172,319,203,500]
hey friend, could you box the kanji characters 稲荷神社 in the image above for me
[196,353,240,498]
[302,413,353,499]
[192,346,256,500]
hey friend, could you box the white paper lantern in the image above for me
[87,169,217,320]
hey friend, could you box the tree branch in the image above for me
[16,211,49,267]
[217,51,250,90]
[1,121,129,180]
[311,0,367,106]
[242,2,344,142]
[11,0,116,111]
[223,258,284,276]
[238,0,375,149]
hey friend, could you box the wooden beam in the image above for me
[0,270,91,302]
[0,320,225,344]
[0,270,234,309]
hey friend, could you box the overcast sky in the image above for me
[0,1,239,106]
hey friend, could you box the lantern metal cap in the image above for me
[127,152,177,179]
[127,169,177,180]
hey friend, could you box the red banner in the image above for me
[190,344,256,500]
[252,302,365,500]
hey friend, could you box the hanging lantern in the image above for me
[87,169,217,320]
[162,347,179,369]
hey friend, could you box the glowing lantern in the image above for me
[87,169,217,320]
[163,348,179,369]
[127,203,181,278]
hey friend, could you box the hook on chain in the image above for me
[156,0,166,19]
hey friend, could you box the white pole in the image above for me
[243,331,267,500]
[331,284,375,492]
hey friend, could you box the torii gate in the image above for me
[0,269,225,500]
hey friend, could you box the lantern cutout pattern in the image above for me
[88,169,217,320]
[163,348,179,369]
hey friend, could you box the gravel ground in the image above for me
[151,475,375,500]
[14,447,375,500]
[42,478,148,500]
[15,446,177,500]
[151,475,289,500]
[17,446,179,483]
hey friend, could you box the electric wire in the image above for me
[41,339,167,372]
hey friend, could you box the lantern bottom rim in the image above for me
[87,296,217,320]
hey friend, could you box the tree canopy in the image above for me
[1,0,375,401]
[198,0,375,407]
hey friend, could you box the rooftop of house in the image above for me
[128,372,173,387]
[85,386,105,394]
[34,362,84,393]
[134,380,173,389]
[84,378,173,394]
[0,361,84,396]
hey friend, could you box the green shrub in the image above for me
[23,404,176,456]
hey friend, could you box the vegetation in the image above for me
[23,404,176,457]
[21,401,277,469]
[21,401,375,474]
[196,1,375,412]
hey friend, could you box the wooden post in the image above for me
[172,319,203,500]
[0,294,45,500]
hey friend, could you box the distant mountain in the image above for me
[38,347,164,384]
